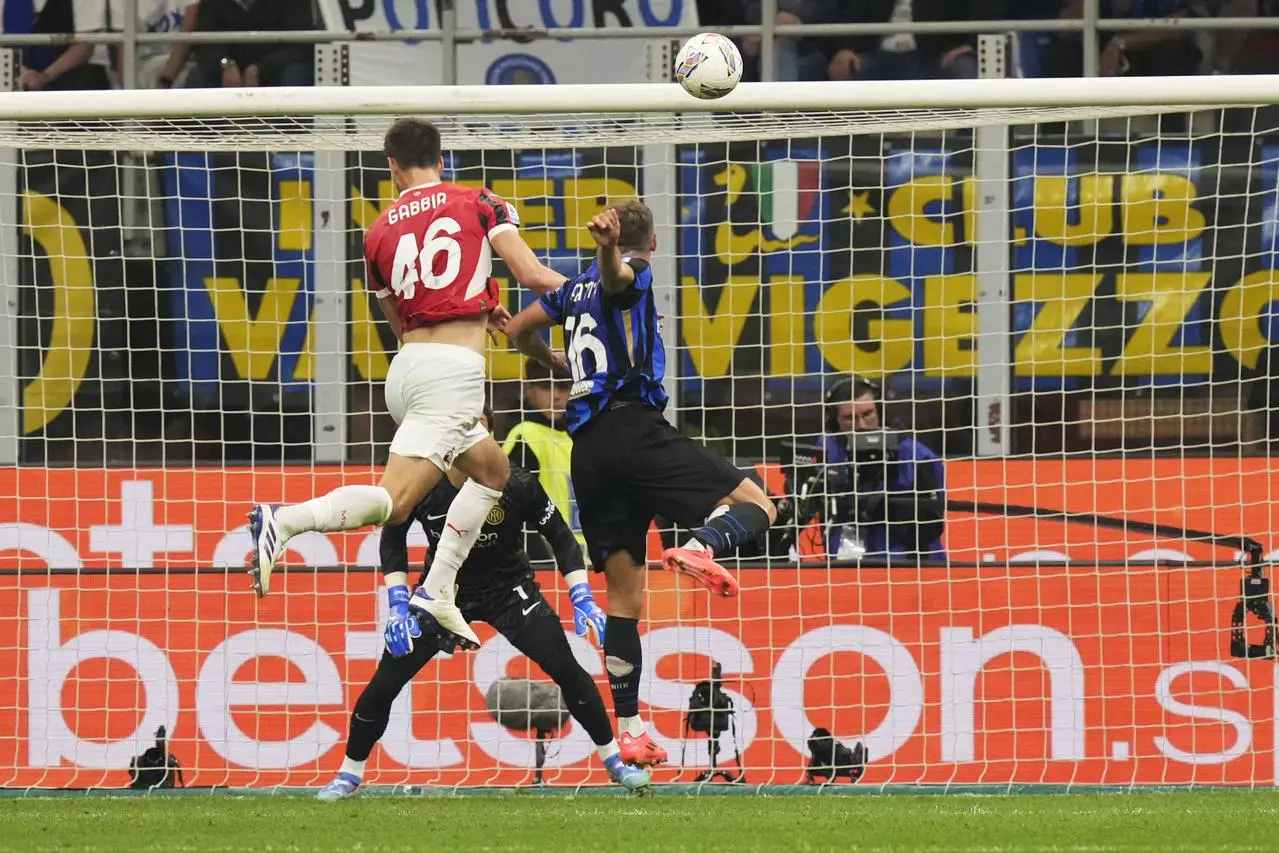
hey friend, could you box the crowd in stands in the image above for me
[5,0,1279,90]
[696,0,1279,80]
[10,0,316,91]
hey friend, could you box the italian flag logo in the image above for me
[751,158,821,240]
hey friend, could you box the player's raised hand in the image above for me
[486,303,511,345]
[568,581,607,647]
[587,208,621,248]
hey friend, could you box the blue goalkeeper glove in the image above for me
[384,584,421,658]
[569,582,606,647]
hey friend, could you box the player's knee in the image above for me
[603,553,644,618]
[459,439,510,492]
[552,662,598,703]
[727,477,777,524]
[353,685,397,721]
[385,500,413,526]
[761,494,778,524]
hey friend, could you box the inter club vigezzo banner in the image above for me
[337,0,698,86]
[151,139,1279,408]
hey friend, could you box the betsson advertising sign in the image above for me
[1,566,1273,788]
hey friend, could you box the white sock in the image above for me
[597,740,621,763]
[619,715,647,738]
[275,485,392,537]
[422,480,503,602]
[682,505,728,551]
[339,756,366,780]
[681,536,709,553]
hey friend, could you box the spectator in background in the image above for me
[1040,0,1201,77]
[697,0,829,80]
[819,0,981,81]
[185,0,314,88]
[811,376,945,562]
[20,0,111,91]
[502,359,578,542]
[141,0,199,88]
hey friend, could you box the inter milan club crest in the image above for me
[486,505,506,527]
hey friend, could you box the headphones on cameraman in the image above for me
[824,374,882,433]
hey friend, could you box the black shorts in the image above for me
[457,575,556,640]
[571,404,746,568]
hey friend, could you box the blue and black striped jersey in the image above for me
[538,257,666,434]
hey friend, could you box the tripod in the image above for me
[680,664,745,784]
[532,728,551,786]
[691,712,744,784]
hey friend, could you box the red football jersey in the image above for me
[364,182,518,332]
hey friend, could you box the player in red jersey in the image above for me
[248,118,566,653]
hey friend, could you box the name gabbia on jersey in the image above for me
[364,183,521,331]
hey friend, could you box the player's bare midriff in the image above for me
[401,313,489,355]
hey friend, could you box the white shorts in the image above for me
[384,343,488,469]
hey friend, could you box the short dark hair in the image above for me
[613,200,654,253]
[523,357,567,385]
[383,118,443,169]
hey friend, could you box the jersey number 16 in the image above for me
[564,314,609,385]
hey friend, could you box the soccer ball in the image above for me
[674,33,742,100]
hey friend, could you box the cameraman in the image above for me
[817,376,946,562]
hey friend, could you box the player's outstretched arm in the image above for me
[587,208,635,295]
[506,302,569,377]
[513,472,603,645]
[491,230,567,295]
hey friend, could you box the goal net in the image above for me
[2,77,1277,791]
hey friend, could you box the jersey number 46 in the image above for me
[389,216,487,300]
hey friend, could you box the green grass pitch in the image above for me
[5,790,1279,852]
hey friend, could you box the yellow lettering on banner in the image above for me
[487,288,531,381]
[681,275,758,378]
[1034,174,1114,246]
[491,178,555,251]
[350,277,391,381]
[813,275,913,378]
[922,275,976,377]
[277,179,312,252]
[350,181,397,231]
[565,178,640,251]
[1219,269,1278,370]
[294,320,315,381]
[1113,272,1214,375]
[887,176,954,246]
[1121,173,1205,245]
[205,277,302,380]
[962,176,976,244]
[1013,274,1102,376]
[767,276,807,376]
[22,192,96,435]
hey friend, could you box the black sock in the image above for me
[346,706,391,763]
[603,616,642,719]
[557,668,616,747]
[693,503,772,558]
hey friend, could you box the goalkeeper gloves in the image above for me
[383,584,421,658]
[569,582,607,647]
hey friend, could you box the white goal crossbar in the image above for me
[0,76,1273,151]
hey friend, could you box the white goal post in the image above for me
[2,75,1278,792]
